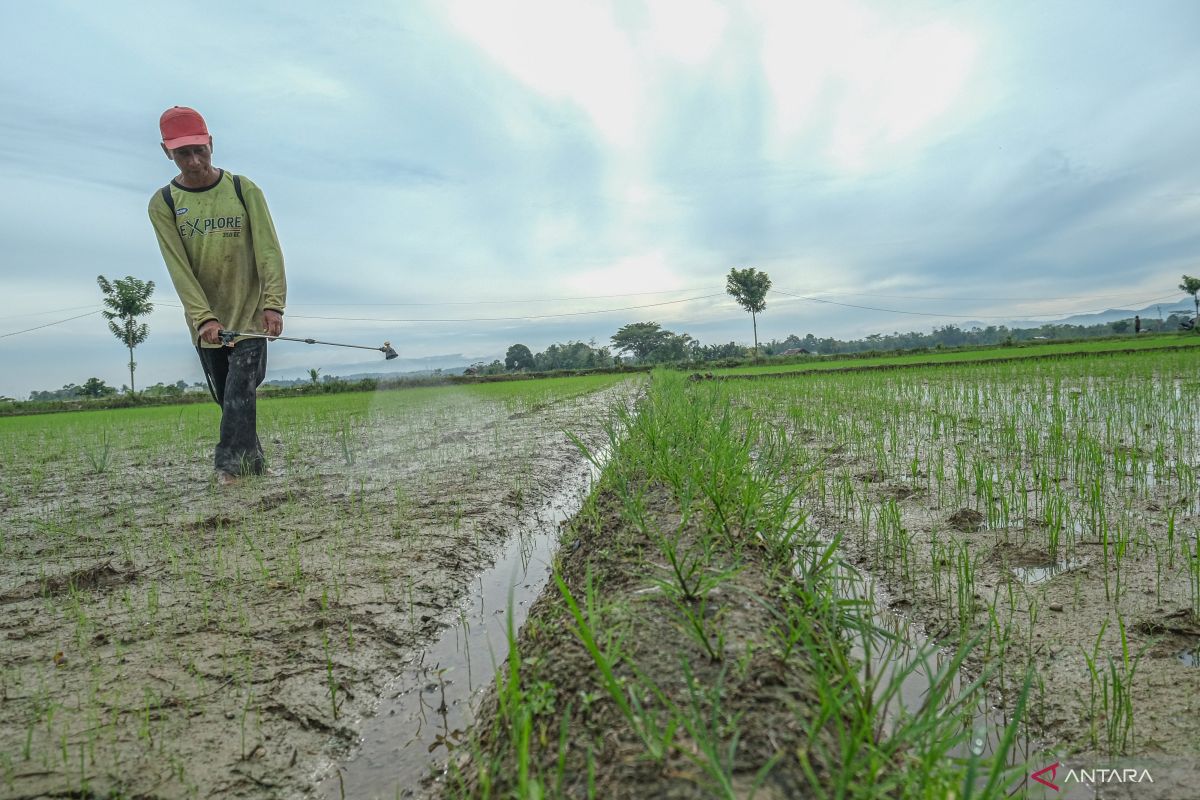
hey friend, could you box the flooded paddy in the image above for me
[737,348,1200,796]
[438,350,1199,799]
[6,346,1198,798]
[0,375,635,798]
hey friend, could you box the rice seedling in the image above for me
[81,429,112,474]
[553,569,677,762]
[1188,534,1200,622]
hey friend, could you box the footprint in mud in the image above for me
[257,490,304,512]
[947,508,985,532]
[0,562,136,605]
[1134,611,1200,665]
[184,514,236,531]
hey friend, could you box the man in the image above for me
[148,106,287,484]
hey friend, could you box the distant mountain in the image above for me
[962,302,1193,330]
[266,353,486,383]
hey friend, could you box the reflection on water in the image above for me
[1011,558,1087,585]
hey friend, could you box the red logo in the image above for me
[1032,762,1060,791]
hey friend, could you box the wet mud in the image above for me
[317,450,605,798]
[0,380,636,799]
[758,365,1200,798]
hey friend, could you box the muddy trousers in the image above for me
[197,338,267,476]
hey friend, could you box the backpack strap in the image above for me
[231,174,246,211]
[161,173,249,235]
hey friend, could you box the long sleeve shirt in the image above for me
[148,170,286,347]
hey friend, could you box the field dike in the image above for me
[438,372,1025,799]
[0,377,636,799]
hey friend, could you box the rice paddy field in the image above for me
[445,345,1200,799]
[3,343,1200,799]
[0,374,634,798]
[707,333,1200,377]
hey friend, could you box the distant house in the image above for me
[780,348,810,356]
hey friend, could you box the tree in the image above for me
[505,343,535,371]
[1180,275,1200,322]
[308,368,322,385]
[610,322,673,361]
[726,267,771,357]
[78,377,117,397]
[645,332,696,363]
[97,275,155,393]
[531,340,612,371]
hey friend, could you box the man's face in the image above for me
[163,142,213,182]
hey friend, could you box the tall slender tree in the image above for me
[726,267,771,358]
[97,275,155,393]
[1180,275,1200,323]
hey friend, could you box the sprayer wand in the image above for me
[218,330,399,360]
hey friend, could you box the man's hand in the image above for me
[198,320,224,345]
[263,310,284,339]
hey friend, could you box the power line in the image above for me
[285,293,727,323]
[771,289,1184,321]
[285,286,725,307]
[0,304,106,323]
[799,289,1191,304]
[0,310,101,339]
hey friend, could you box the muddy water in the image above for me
[317,456,605,799]
[1012,558,1088,586]
[824,554,1127,798]
[830,562,1026,751]
[1182,645,1200,667]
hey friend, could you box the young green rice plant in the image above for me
[953,542,980,635]
[929,533,946,607]
[240,531,269,582]
[654,561,739,663]
[478,593,571,795]
[1080,619,1107,750]
[1087,616,1142,756]
[1111,521,1130,604]
[81,429,112,474]
[1187,533,1200,622]
[670,659,767,799]
[322,628,340,722]
[337,419,356,466]
[793,582,1028,799]
[553,569,677,762]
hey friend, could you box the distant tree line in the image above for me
[28,378,198,401]
[486,311,1192,376]
[760,313,1195,357]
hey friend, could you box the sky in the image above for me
[1,0,1198,398]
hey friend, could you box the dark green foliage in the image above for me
[726,267,771,356]
[505,343,535,371]
[78,377,117,398]
[611,322,673,360]
[1180,275,1200,321]
[97,275,155,393]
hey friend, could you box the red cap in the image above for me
[159,106,210,150]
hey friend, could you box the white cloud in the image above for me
[565,251,687,295]
[642,0,728,66]
[443,0,642,146]
[751,0,978,171]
